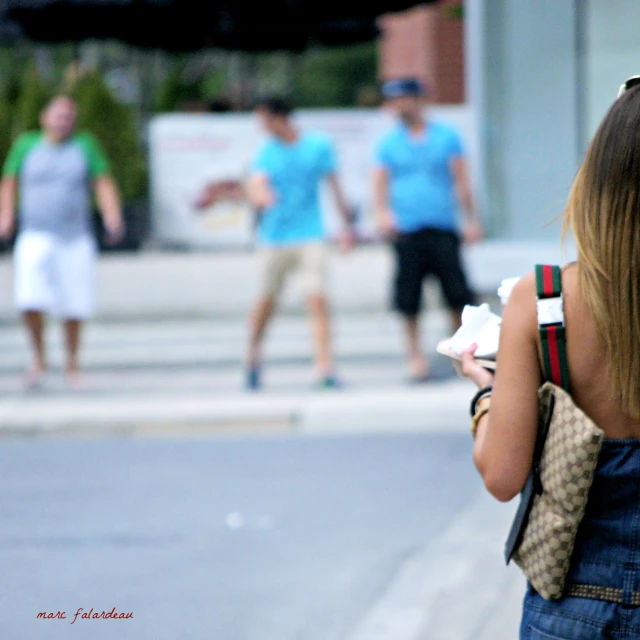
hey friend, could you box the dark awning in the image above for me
[7,0,437,51]
[0,0,25,42]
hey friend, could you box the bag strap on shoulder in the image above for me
[535,264,570,391]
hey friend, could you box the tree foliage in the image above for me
[72,71,147,200]
[12,64,52,138]
[293,43,378,108]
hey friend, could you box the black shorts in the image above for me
[392,228,476,317]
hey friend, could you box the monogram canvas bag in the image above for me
[504,265,605,600]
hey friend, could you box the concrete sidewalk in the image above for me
[0,378,475,438]
[0,241,569,323]
[0,310,475,438]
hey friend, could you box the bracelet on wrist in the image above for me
[470,385,493,417]
[471,405,490,439]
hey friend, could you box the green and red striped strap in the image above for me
[535,264,570,391]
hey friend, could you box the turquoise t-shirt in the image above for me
[375,121,463,233]
[3,130,110,239]
[252,132,337,246]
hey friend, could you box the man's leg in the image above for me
[401,313,429,379]
[245,247,290,389]
[247,295,277,369]
[307,293,334,377]
[392,234,429,379]
[431,231,476,337]
[63,318,82,376]
[450,308,464,334]
[23,310,47,376]
[14,232,55,386]
[56,234,98,388]
[300,244,337,384]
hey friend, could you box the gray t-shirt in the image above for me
[3,131,110,239]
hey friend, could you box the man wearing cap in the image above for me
[374,78,482,382]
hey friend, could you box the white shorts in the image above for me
[14,231,97,319]
[258,242,327,298]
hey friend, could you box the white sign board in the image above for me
[149,106,477,249]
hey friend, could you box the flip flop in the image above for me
[407,373,433,385]
[65,372,88,392]
[24,370,45,390]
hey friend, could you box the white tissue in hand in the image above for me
[449,303,501,358]
[498,277,521,306]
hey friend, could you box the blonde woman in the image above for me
[460,77,640,638]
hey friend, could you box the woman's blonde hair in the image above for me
[564,86,640,417]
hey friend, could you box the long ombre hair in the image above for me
[564,85,640,417]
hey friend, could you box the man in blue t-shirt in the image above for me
[246,96,355,390]
[373,78,483,382]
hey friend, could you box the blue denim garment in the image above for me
[521,440,640,639]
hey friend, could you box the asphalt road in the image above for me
[0,432,481,640]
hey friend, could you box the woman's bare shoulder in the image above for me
[501,272,539,339]
[507,272,536,311]
[561,262,579,293]
[511,271,536,296]
[507,266,574,312]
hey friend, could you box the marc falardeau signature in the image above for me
[37,608,134,624]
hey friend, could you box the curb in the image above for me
[0,380,476,440]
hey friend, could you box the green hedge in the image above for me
[72,72,146,201]
[293,43,378,108]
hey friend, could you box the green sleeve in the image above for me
[75,132,111,177]
[2,132,42,177]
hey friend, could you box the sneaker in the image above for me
[317,374,342,390]
[246,367,261,391]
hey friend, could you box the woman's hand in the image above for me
[459,343,495,389]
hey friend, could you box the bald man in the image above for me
[0,95,124,388]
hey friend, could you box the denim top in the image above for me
[568,440,640,593]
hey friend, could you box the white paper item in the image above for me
[498,277,521,306]
[449,303,502,358]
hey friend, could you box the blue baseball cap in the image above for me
[381,78,426,99]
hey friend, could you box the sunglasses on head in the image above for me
[617,76,640,98]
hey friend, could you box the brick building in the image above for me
[378,1,465,104]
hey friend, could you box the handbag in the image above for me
[504,264,605,600]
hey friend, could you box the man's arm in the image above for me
[94,176,124,243]
[325,173,353,229]
[325,173,355,251]
[247,173,276,209]
[373,167,396,238]
[451,157,482,243]
[0,132,32,239]
[0,177,17,239]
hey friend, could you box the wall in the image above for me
[480,0,579,240]
[378,2,464,104]
[149,106,477,250]
[584,0,640,142]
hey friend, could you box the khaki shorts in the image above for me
[258,243,327,298]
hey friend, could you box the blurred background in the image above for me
[0,1,638,639]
